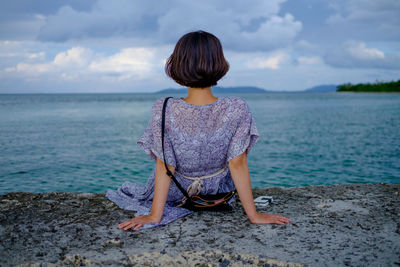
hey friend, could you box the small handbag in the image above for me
[161,97,236,211]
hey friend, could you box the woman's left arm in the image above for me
[118,157,174,230]
[229,151,291,225]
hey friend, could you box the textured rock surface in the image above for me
[1,183,399,267]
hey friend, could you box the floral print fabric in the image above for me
[106,96,259,229]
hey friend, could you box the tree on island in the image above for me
[337,80,400,93]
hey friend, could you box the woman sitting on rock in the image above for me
[106,30,291,230]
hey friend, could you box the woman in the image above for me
[106,30,291,231]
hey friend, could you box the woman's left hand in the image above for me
[118,215,160,231]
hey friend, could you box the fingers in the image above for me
[118,217,145,231]
[272,214,291,225]
[252,213,291,225]
[118,216,140,229]
[122,221,139,231]
[278,217,290,223]
[118,219,134,229]
[118,221,129,229]
[123,223,134,231]
[133,223,143,231]
[124,219,142,231]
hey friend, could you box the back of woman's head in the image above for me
[165,30,230,88]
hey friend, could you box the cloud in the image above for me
[5,46,165,81]
[294,40,316,53]
[1,0,400,93]
[293,56,321,65]
[35,0,301,52]
[224,13,302,51]
[89,48,158,79]
[246,52,289,70]
[345,42,384,60]
[0,41,43,59]
[0,13,46,41]
[6,47,92,76]
[327,0,400,41]
[53,47,93,68]
[0,1,96,18]
[27,52,45,60]
[324,41,400,69]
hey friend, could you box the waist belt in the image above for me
[175,166,227,180]
[174,166,227,197]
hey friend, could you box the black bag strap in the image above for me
[161,97,191,199]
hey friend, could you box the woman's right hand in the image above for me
[118,214,160,231]
[249,212,291,225]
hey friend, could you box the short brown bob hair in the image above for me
[165,30,230,88]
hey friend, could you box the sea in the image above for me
[0,92,399,194]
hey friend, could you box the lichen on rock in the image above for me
[1,183,399,266]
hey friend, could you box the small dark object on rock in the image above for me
[36,251,45,257]
[219,259,230,267]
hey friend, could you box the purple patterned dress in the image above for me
[106,97,259,229]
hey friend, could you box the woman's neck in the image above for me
[182,86,218,105]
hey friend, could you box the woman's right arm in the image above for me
[118,157,173,230]
[228,151,291,225]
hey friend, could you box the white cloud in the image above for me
[246,52,289,70]
[0,41,23,58]
[36,0,301,52]
[345,42,384,60]
[0,51,45,60]
[53,47,93,68]
[7,47,92,76]
[2,1,400,93]
[294,56,321,65]
[5,46,165,81]
[15,62,52,74]
[89,48,155,78]
[0,41,47,64]
[0,41,22,46]
[27,52,45,60]
[324,40,400,69]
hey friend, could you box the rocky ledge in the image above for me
[0,183,399,267]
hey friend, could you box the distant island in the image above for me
[156,81,400,94]
[337,80,400,93]
[304,84,337,92]
[156,84,338,94]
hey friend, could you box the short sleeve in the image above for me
[227,100,259,162]
[137,99,177,167]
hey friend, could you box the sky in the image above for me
[0,0,399,93]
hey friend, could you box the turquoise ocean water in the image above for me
[0,93,399,194]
